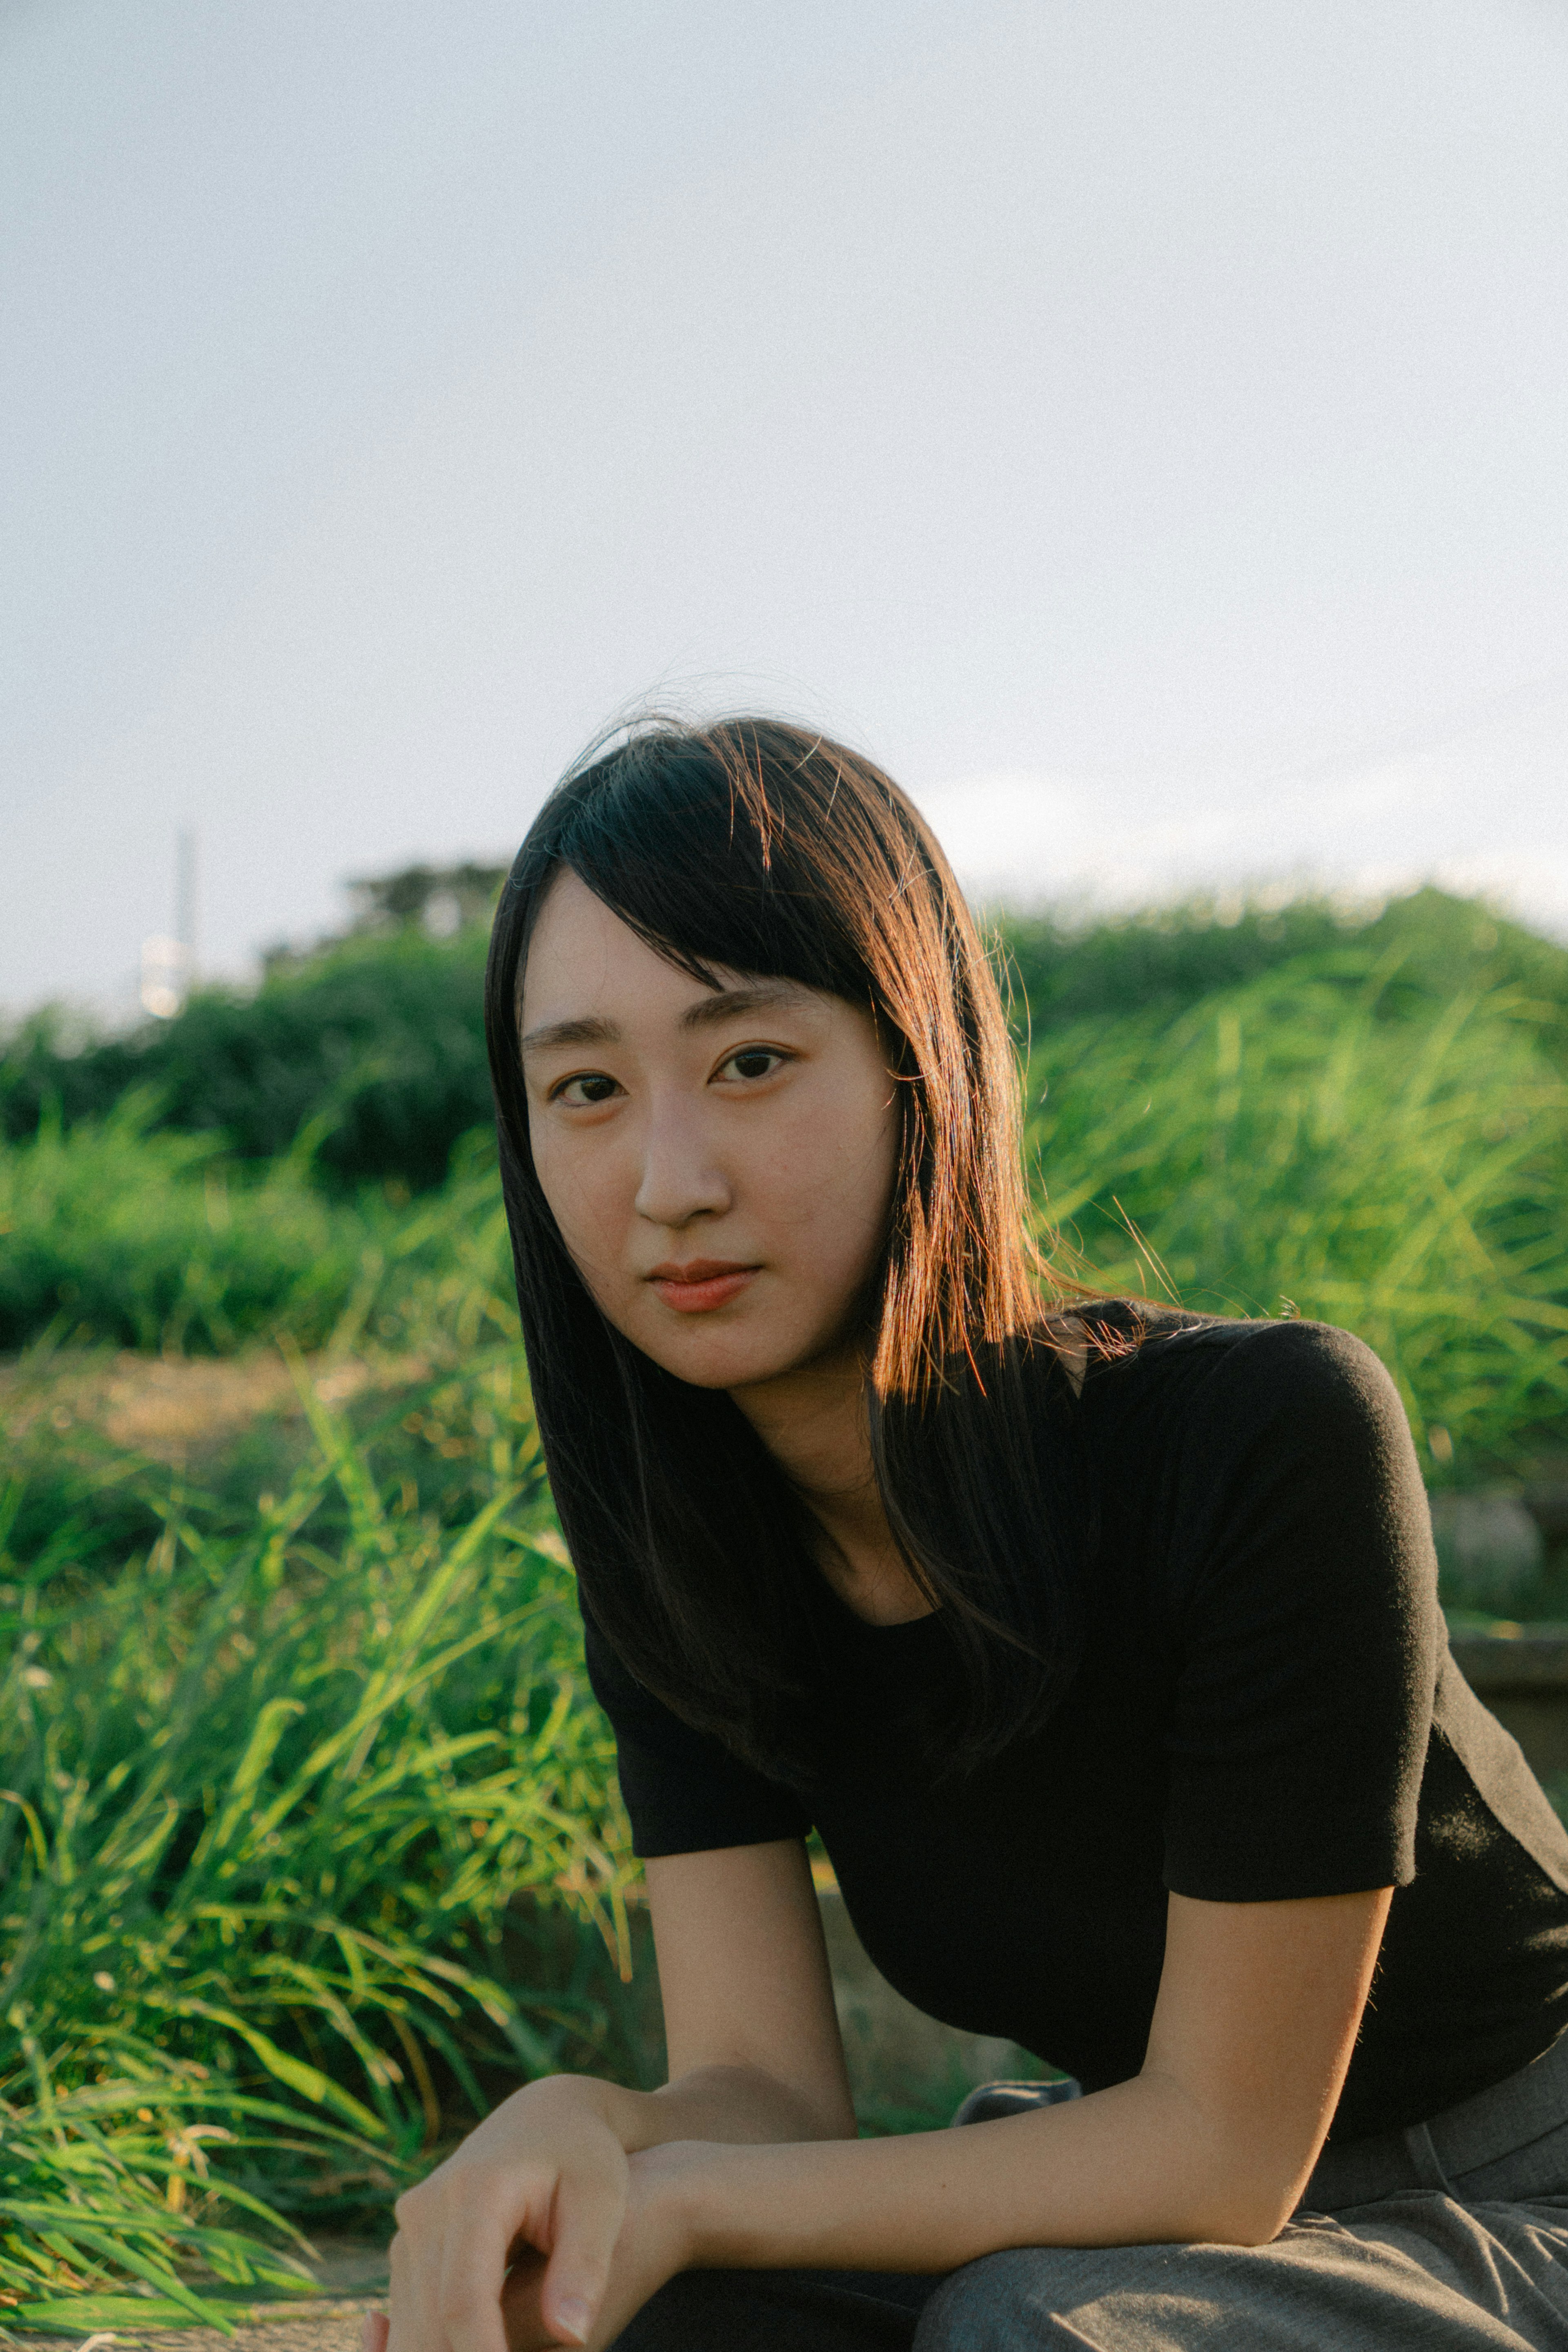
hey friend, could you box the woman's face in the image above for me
[521,870,901,1396]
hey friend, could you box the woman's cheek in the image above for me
[534,1144,615,1296]
[788,1108,896,1266]
[558,1201,630,1314]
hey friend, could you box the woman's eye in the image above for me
[554,1072,620,1106]
[720,1048,786,1083]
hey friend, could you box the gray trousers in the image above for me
[614,2030,1568,2349]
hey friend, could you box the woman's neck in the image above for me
[728,1347,932,1627]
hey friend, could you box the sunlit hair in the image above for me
[486,718,1096,1781]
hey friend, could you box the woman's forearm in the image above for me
[561,2060,855,2157]
[664,2069,1298,2274]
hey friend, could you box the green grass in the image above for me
[4,881,1568,2319]
[0,1362,644,2327]
[0,1097,520,1360]
[1027,932,1568,1483]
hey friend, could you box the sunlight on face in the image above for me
[520,871,900,1396]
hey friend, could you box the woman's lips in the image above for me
[646,1261,759,1314]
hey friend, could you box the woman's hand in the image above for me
[362,2134,703,2352]
[493,2145,703,2352]
[370,2076,652,2352]
[359,1835,860,2346]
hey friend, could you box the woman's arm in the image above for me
[639,1837,858,2144]
[380,1838,851,2352]
[654,1882,1392,2268]
[505,1879,1392,2350]
[385,1853,1389,2351]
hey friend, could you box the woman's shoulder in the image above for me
[1069,1298,1390,1387]
[1063,1305,1434,1632]
[1064,1302,1409,1465]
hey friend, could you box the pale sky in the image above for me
[4,0,1568,1019]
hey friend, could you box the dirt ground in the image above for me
[0,1348,421,1467]
[6,2242,391,2352]
[106,2301,380,2352]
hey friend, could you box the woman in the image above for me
[374,719,1568,2350]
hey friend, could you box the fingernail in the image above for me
[555,2294,593,2343]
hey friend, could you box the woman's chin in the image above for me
[628,1319,821,1395]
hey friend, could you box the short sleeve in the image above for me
[1159,1322,1442,1903]
[580,1605,813,1859]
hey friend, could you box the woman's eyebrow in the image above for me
[679,980,804,1032]
[521,981,806,1060]
[519,1014,619,1057]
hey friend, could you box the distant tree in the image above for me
[343,862,509,939]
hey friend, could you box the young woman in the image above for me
[373,719,1568,2351]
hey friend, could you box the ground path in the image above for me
[19,2244,390,2352]
[118,2301,377,2352]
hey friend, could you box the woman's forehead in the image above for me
[519,872,819,1031]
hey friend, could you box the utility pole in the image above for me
[177,827,199,983]
[140,826,200,1019]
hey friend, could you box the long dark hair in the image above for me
[485,718,1095,1782]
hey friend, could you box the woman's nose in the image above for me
[633,1104,732,1228]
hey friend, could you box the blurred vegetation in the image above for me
[0,927,494,1193]
[3,877,1568,2318]
[0,1346,650,2327]
[999,885,1568,1043]
[1021,899,1568,1485]
[0,1099,511,1361]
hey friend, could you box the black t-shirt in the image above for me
[583,1313,1568,2142]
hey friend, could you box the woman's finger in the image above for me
[537,2166,628,2347]
[389,2199,515,2352]
[360,2312,390,2352]
[386,2214,457,2352]
[432,2213,519,2352]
